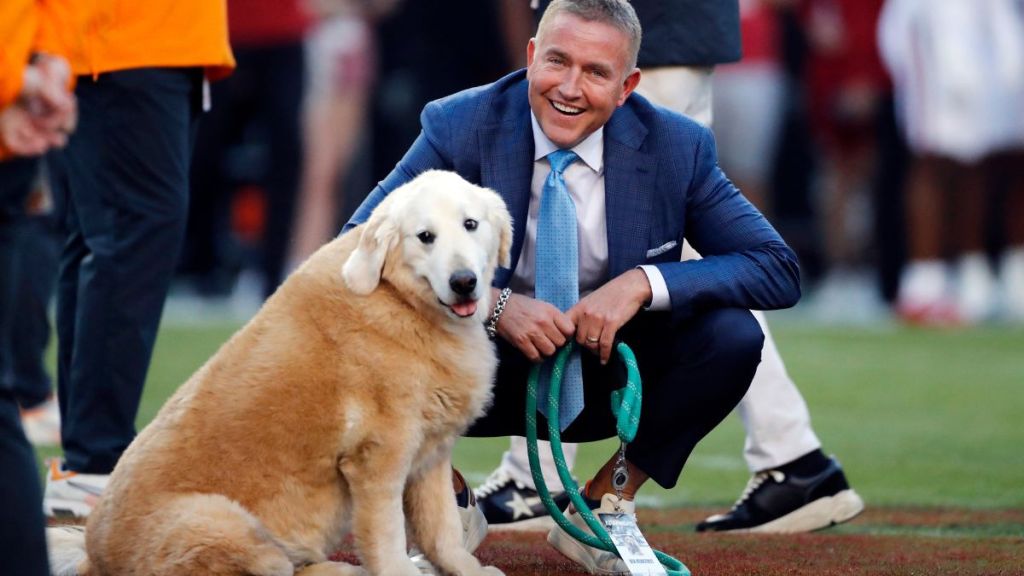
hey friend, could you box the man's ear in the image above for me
[342,203,398,295]
[617,68,642,106]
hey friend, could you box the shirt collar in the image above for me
[531,112,604,174]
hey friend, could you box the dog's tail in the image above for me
[47,525,89,576]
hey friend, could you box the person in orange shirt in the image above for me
[40,0,235,518]
[1,1,76,572]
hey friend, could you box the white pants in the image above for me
[494,66,820,491]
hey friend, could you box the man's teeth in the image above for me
[552,101,583,115]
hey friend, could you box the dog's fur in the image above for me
[48,170,512,576]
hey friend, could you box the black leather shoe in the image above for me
[475,470,571,529]
[696,457,865,533]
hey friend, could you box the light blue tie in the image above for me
[535,149,583,431]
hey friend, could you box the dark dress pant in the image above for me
[0,157,37,394]
[47,68,201,474]
[467,307,764,489]
[0,390,50,575]
[184,43,304,298]
[9,212,60,408]
[0,158,49,574]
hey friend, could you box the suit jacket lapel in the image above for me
[479,97,534,287]
[604,106,656,279]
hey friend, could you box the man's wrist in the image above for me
[636,265,668,310]
[486,287,512,339]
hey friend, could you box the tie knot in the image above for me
[547,149,578,175]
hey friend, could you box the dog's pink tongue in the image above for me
[452,301,477,317]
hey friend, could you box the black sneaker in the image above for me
[474,470,571,530]
[696,457,865,533]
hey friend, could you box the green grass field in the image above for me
[38,314,1024,515]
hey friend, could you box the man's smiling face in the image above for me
[526,11,640,150]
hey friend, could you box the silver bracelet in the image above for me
[485,287,512,339]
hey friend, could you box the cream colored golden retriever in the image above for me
[49,170,512,576]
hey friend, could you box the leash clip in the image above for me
[612,441,629,510]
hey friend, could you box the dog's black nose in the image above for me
[449,270,477,296]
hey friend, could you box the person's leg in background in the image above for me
[0,157,50,575]
[952,159,996,323]
[895,156,967,325]
[255,42,304,298]
[0,390,50,575]
[180,60,250,298]
[996,150,1024,321]
[0,157,36,397]
[646,67,863,534]
[711,62,785,214]
[7,161,62,444]
[44,68,203,518]
[288,13,376,270]
[13,197,62,447]
[871,92,909,306]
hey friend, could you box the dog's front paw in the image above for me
[477,566,505,576]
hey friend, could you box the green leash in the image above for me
[525,341,690,576]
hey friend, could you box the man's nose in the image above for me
[558,69,583,99]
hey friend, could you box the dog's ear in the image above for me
[342,203,399,295]
[484,189,513,269]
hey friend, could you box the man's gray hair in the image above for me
[537,0,642,72]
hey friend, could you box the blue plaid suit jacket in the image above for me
[345,70,800,321]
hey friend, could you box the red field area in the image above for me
[474,507,1024,576]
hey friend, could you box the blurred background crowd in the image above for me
[163,0,1024,328]
[12,0,1024,331]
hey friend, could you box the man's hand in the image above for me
[492,288,576,362]
[0,103,58,156]
[1,58,77,157]
[23,56,77,135]
[568,268,653,365]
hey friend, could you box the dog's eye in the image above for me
[417,230,435,244]
[464,219,478,231]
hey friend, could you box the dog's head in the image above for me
[342,170,513,322]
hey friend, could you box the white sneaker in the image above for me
[547,493,631,575]
[20,395,61,446]
[411,469,488,574]
[43,459,109,519]
[956,253,997,323]
[1000,248,1024,321]
[460,496,488,554]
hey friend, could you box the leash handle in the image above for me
[525,342,690,576]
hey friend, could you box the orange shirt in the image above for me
[35,0,236,80]
[0,0,36,108]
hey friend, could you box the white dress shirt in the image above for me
[509,113,670,309]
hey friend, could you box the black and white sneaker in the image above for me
[696,457,864,533]
[474,470,571,531]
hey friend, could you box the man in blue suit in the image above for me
[345,0,800,570]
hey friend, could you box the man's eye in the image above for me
[464,219,478,231]
[417,231,435,244]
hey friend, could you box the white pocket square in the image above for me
[645,241,678,258]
